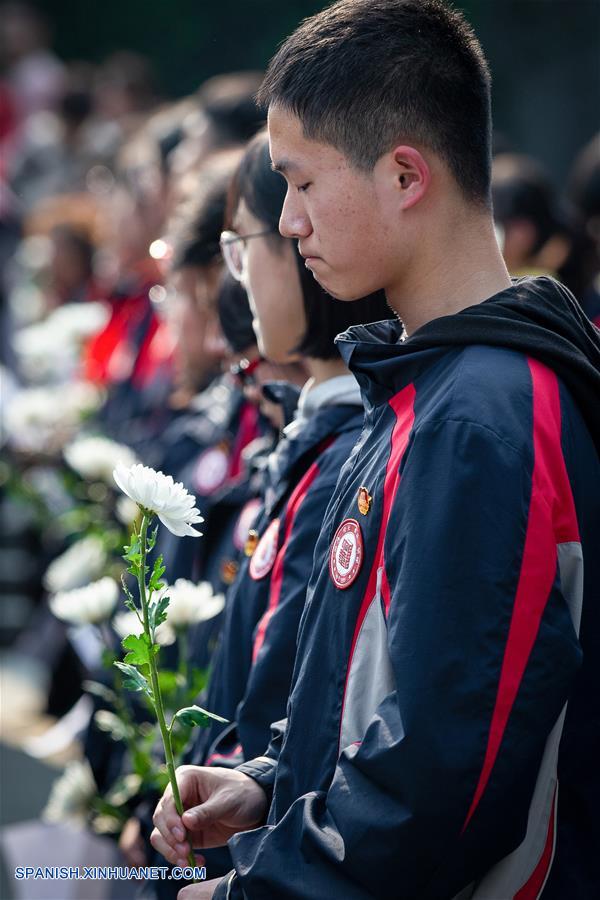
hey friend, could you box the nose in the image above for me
[279,188,312,240]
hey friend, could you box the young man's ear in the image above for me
[392,146,430,209]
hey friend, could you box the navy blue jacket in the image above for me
[188,387,366,770]
[216,278,600,900]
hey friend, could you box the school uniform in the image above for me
[214,277,600,900]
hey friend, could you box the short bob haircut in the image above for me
[225,131,391,360]
[258,0,492,207]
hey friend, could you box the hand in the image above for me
[151,765,268,865]
[177,878,222,899]
[119,816,147,867]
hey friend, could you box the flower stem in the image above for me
[138,514,197,875]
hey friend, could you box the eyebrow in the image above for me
[270,158,299,175]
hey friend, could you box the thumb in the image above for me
[181,794,225,828]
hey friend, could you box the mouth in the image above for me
[299,244,321,265]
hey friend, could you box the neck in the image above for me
[305,356,349,387]
[386,206,511,335]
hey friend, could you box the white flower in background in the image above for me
[3,381,103,452]
[64,435,137,483]
[167,579,225,628]
[49,302,109,341]
[13,302,109,383]
[50,576,119,626]
[44,535,107,593]
[42,759,97,824]
[113,607,175,646]
[113,463,204,537]
[115,495,140,525]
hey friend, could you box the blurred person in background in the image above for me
[0,1,65,121]
[168,71,265,213]
[492,153,574,288]
[567,133,600,326]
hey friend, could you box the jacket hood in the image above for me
[336,276,600,452]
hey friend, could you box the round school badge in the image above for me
[233,498,262,552]
[329,518,364,590]
[193,443,229,496]
[249,519,280,581]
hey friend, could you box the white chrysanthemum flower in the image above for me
[43,535,107,593]
[49,302,110,341]
[43,759,97,824]
[64,435,137,483]
[113,462,204,537]
[167,579,225,628]
[4,381,103,452]
[112,608,175,646]
[49,576,119,626]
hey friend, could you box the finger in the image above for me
[149,828,181,865]
[153,799,186,844]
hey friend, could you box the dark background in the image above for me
[30,0,600,186]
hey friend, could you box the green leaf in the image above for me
[123,534,141,562]
[82,680,117,704]
[147,525,159,551]
[94,710,133,742]
[149,592,170,632]
[157,669,179,695]
[101,648,117,669]
[148,555,166,594]
[189,667,209,698]
[104,773,142,806]
[121,633,158,667]
[114,661,153,698]
[172,705,229,730]
[120,575,139,616]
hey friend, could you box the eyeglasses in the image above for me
[220,229,275,282]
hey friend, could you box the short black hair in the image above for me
[227,131,391,360]
[170,154,240,270]
[197,72,266,147]
[492,154,566,255]
[258,0,492,206]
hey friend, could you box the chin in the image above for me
[316,276,372,302]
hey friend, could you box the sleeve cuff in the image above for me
[235,755,277,804]
[212,870,241,899]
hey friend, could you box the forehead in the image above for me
[267,105,350,176]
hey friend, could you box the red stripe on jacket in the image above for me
[339,384,416,748]
[462,359,579,835]
[251,458,323,663]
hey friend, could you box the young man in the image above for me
[151,2,600,897]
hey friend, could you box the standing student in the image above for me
[176,131,390,874]
[140,129,389,893]
[151,2,600,898]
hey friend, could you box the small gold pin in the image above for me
[357,486,372,516]
[221,559,239,585]
[244,529,259,557]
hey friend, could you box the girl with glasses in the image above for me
[179,129,391,879]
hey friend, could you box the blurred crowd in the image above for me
[0,1,599,897]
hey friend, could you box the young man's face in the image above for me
[268,106,401,301]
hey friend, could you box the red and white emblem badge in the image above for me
[233,498,262,551]
[193,445,229,496]
[329,518,364,590]
[249,518,280,581]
